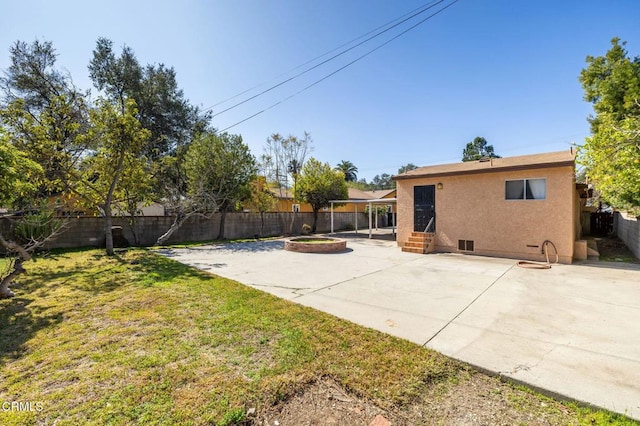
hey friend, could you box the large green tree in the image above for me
[0,40,87,297]
[0,130,52,298]
[579,38,640,214]
[0,40,90,200]
[0,132,42,207]
[155,131,256,244]
[462,136,500,162]
[88,37,210,228]
[89,38,206,158]
[80,98,151,255]
[295,158,348,233]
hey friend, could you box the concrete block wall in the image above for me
[615,211,640,259]
[1,212,368,251]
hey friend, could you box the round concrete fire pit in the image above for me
[284,237,347,253]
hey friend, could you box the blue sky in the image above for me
[2,0,639,181]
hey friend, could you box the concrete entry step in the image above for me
[403,232,436,254]
[404,242,426,249]
[402,246,425,254]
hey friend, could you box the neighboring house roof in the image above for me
[270,187,396,201]
[363,189,396,199]
[393,150,576,181]
[347,188,374,200]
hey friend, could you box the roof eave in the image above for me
[392,160,575,181]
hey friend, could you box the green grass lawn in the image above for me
[0,248,636,425]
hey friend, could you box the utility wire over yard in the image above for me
[212,0,460,131]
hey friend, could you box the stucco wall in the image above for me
[396,165,576,263]
[615,211,640,260]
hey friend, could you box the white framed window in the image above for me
[506,178,546,200]
[292,204,300,212]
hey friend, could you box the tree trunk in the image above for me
[104,204,114,256]
[217,208,227,240]
[126,206,140,246]
[0,259,25,299]
[312,208,319,233]
[260,212,264,237]
[155,212,188,246]
[103,141,127,256]
[288,211,296,236]
[0,232,32,298]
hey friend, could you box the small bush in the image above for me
[301,224,312,235]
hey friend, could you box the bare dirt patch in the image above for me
[256,372,578,426]
[595,236,639,263]
[258,377,387,426]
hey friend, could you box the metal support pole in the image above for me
[392,204,396,235]
[330,202,334,234]
[354,203,358,234]
[368,202,372,239]
[375,206,378,230]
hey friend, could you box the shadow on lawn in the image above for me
[132,250,209,287]
[25,248,207,295]
[23,251,133,296]
[0,297,63,366]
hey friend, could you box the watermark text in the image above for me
[1,401,44,412]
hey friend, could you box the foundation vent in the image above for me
[458,240,474,252]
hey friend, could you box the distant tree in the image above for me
[462,137,500,162]
[397,163,418,174]
[335,160,358,182]
[347,179,373,191]
[260,132,313,192]
[295,158,348,233]
[260,132,313,234]
[371,173,393,190]
[245,176,277,236]
[579,38,640,215]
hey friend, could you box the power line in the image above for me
[206,0,443,110]
[220,0,459,132]
[208,0,449,118]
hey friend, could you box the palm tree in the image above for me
[335,160,358,182]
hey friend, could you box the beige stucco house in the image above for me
[393,150,581,264]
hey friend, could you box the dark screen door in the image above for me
[414,185,435,232]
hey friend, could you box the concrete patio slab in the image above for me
[159,235,640,420]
